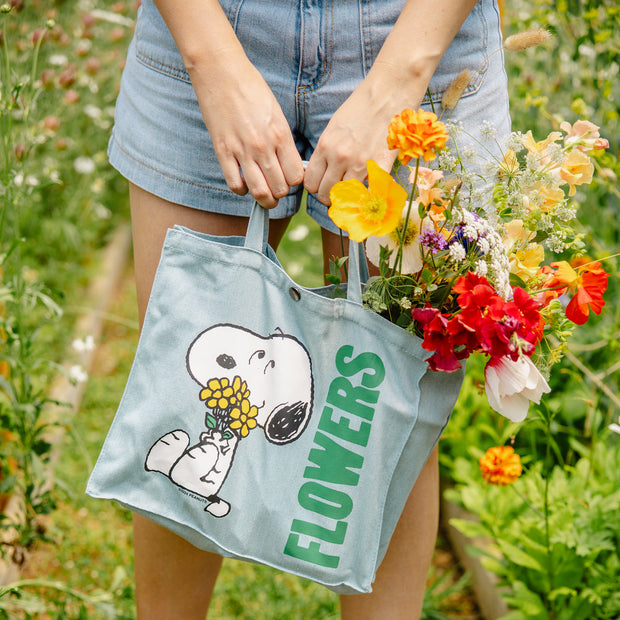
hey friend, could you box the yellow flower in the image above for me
[200,377,235,410]
[479,446,522,485]
[504,219,535,245]
[533,183,565,211]
[200,375,252,410]
[510,244,545,280]
[560,149,594,196]
[387,109,449,164]
[328,160,407,242]
[522,130,562,155]
[230,398,258,437]
[498,149,519,177]
[365,204,429,274]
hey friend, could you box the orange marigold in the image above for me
[387,109,449,164]
[479,446,522,485]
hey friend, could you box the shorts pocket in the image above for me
[361,0,491,106]
[424,0,490,105]
[134,0,246,83]
[134,4,192,83]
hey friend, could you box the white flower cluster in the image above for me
[454,209,511,298]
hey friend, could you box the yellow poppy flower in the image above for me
[328,160,407,242]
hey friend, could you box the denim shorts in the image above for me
[108,0,510,233]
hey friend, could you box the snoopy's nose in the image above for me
[216,354,236,369]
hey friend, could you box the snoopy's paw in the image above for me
[145,430,190,475]
[205,499,230,518]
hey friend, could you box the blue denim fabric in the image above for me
[108,0,510,232]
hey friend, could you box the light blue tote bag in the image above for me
[87,203,464,594]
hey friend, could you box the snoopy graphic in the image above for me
[145,324,314,517]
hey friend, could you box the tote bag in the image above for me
[87,203,465,594]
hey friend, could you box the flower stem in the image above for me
[393,158,420,276]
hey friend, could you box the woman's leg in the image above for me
[340,448,440,620]
[321,229,439,620]
[129,182,291,619]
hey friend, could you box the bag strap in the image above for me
[244,201,270,254]
[244,201,368,305]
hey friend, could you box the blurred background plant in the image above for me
[0,0,132,616]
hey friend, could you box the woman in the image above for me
[108,0,510,617]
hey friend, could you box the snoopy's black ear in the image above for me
[265,401,311,444]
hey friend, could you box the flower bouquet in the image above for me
[327,108,609,423]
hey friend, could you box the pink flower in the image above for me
[484,356,550,422]
[410,167,443,205]
[560,120,609,152]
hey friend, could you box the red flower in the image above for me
[412,273,544,370]
[544,261,608,325]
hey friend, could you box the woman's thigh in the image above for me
[129,183,291,324]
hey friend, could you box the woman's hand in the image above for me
[154,0,304,209]
[190,55,304,208]
[303,66,403,205]
[304,0,479,205]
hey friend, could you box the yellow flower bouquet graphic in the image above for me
[200,376,259,439]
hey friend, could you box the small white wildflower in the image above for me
[438,151,457,172]
[463,225,478,240]
[449,243,466,261]
[553,204,578,222]
[495,270,511,299]
[478,238,490,254]
[49,53,68,66]
[479,120,497,141]
[69,365,88,384]
[49,170,61,184]
[72,335,95,353]
[505,131,525,153]
[94,203,112,220]
[74,156,96,174]
[84,104,102,119]
[539,215,555,231]
[546,231,568,253]
[288,225,309,242]
[609,417,620,434]
[91,178,105,194]
[461,146,478,165]
[25,175,40,186]
[400,297,412,310]
[474,260,488,277]
[445,120,464,139]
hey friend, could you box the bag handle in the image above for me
[244,201,368,305]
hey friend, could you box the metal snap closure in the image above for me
[289,287,301,301]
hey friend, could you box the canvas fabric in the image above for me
[87,203,464,594]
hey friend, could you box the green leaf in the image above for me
[205,414,217,429]
[509,272,528,289]
[448,518,491,539]
[548,587,577,601]
[497,540,546,573]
